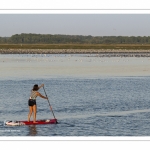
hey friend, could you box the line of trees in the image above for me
[0,33,150,44]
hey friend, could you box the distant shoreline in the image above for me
[1,49,150,57]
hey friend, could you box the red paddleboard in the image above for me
[5,119,57,126]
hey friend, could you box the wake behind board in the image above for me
[5,119,57,126]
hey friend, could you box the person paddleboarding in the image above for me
[28,84,48,123]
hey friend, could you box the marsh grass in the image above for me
[1,44,150,50]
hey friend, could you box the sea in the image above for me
[0,54,150,137]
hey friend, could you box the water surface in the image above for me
[0,54,150,136]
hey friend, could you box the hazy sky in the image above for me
[0,14,150,37]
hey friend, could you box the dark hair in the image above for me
[32,84,39,91]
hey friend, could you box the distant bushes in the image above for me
[0,33,150,44]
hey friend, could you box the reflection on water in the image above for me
[27,125,37,136]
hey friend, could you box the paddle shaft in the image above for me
[43,86,56,120]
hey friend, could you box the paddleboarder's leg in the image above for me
[33,105,38,123]
[28,106,33,122]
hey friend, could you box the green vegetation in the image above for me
[1,44,150,50]
[1,34,150,50]
[0,33,150,44]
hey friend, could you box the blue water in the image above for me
[1,77,150,136]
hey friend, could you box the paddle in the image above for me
[43,86,58,123]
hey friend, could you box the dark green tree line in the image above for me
[0,33,150,44]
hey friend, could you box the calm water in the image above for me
[1,77,150,136]
[0,54,150,136]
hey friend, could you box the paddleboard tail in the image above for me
[4,119,57,126]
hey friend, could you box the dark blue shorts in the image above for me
[28,99,36,106]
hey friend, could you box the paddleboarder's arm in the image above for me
[36,92,48,99]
